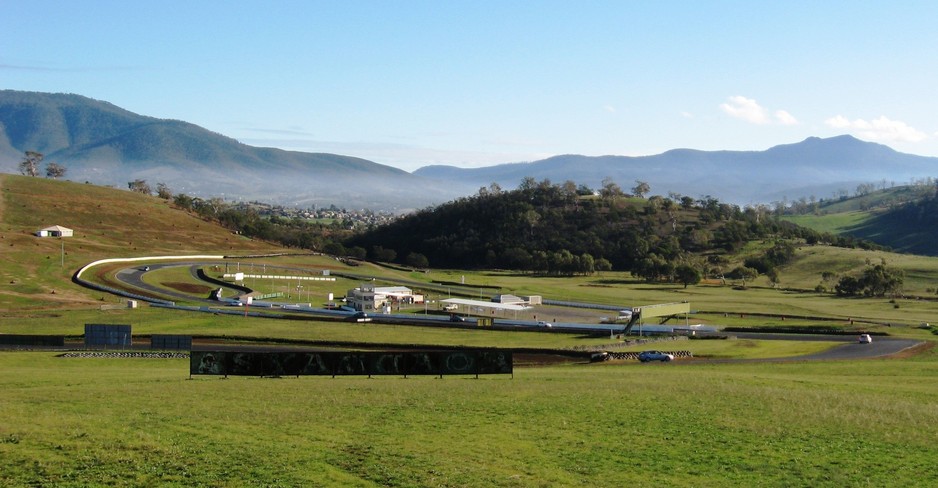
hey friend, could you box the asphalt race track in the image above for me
[794,337,922,360]
[710,332,923,361]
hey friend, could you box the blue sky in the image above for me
[4,1,937,171]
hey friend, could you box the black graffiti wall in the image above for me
[191,350,512,377]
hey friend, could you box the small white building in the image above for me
[492,294,526,305]
[346,284,424,312]
[36,225,73,237]
[492,294,542,305]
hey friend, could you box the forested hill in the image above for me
[344,182,881,276]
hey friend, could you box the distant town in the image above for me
[231,201,398,230]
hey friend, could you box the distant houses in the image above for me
[35,225,73,237]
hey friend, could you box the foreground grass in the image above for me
[1,349,936,487]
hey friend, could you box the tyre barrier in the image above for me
[58,351,189,359]
[603,350,693,361]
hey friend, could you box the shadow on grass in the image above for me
[591,279,645,285]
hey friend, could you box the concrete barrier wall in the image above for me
[222,274,335,282]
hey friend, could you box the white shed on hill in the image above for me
[36,225,73,237]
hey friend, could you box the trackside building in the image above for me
[346,284,424,312]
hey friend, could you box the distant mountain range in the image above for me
[0,90,453,210]
[415,136,938,205]
[3,89,938,209]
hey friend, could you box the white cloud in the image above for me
[680,111,693,119]
[720,96,798,126]
[825,115,852,129]
[825,115,928,142]
[603,105,617,113]
[720,96,769,124]
[774,110,798,126]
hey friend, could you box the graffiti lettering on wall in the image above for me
[191,350,512,378]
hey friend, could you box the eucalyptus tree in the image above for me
[45,162,66,179]
[19,151,42,177]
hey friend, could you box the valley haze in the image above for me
[2,90,937,211]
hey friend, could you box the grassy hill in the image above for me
[783,185,938,255]
[0,174,285,310]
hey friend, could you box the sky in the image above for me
[3,1,938,172]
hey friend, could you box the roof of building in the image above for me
[374,286,413,294]
[492,294,525,303]
[39,225,73,232]
[441,298,529,311]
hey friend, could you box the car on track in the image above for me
[347,311,371,322]
[638,350,674,362]
[858,333,873,344]
[536,320,552,328]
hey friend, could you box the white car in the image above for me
[858,334,873,344]
[537,320,552,328]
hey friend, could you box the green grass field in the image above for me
[783,211,872,235]
[2,349,937,487]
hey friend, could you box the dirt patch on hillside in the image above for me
[888,340,934,359]
[162,282,213,294]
